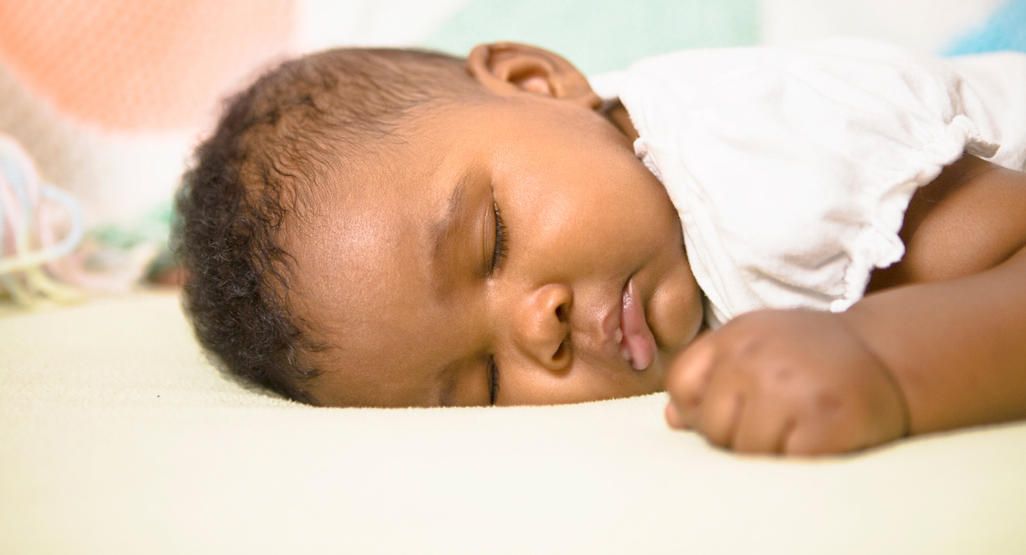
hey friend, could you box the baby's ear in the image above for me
[467,42,601,110]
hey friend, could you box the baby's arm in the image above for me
[842,159,1026,436]
[664,156,1026,455]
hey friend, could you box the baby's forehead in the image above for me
[283,188,442,368]
[280,105,489,403]
[293,251,453,408]
[293,193,468,403]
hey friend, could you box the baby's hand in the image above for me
[664,309,908,456]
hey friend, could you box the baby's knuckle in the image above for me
[665,381,700,412]
[740,366,792,403]
[770,365,795,386]
[676,388,703,409]
[791,385,846,420]
[753,363,793,384]
[702,422,732,449]
[721,328,764,361]
[813,389,845,415]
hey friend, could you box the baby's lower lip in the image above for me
[619,278,656,371]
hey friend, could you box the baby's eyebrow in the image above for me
[429,172,471,299]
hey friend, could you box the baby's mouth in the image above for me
[618,278,656,371]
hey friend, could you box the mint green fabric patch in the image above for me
[420,0,758,74]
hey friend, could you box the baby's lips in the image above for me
[620,278,656,371]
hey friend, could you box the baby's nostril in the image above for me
[555,304,568,322]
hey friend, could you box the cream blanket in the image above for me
[2,292,1025,553]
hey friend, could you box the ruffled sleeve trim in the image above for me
[833,114,999,312]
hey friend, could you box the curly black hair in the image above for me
[174,48,481,403]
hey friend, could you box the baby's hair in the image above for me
[174,47,482,403]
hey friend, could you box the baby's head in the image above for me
[176,43,704,407]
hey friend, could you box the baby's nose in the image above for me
[512,283,572,371]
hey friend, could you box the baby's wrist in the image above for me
[839,307,913,437]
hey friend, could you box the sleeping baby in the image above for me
[175,39,1026,455]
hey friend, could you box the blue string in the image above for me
[0,137,85,276]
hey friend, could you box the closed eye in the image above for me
[490,199,508,273]
[487,189,507,405]
[487,355,500,405]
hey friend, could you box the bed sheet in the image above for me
[2,292,1025,554]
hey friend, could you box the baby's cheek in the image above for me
[648,266,703,351]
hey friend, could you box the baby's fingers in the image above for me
[783,419,866,456]
[664,335,717,429]
[696,371,743,448]
[732,397,794,454]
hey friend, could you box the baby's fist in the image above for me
[664,309,908,456]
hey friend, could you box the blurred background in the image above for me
[1,0,1023,305]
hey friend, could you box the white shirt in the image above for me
[596,39,1026,328]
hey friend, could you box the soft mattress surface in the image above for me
[2,293,1025,554]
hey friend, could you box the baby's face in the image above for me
[286,93,704,407]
